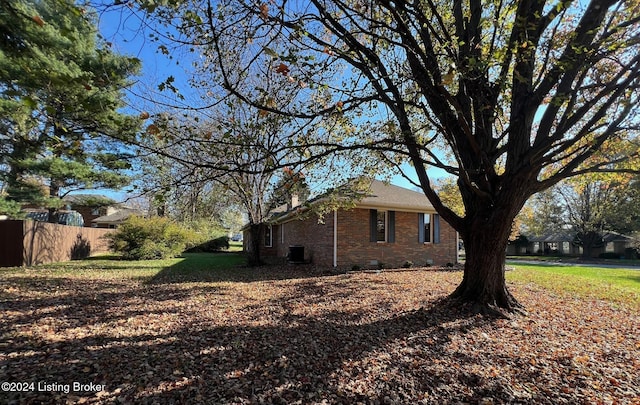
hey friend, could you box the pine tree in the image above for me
[0,0,141,221]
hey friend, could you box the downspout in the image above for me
[333,209,337,267]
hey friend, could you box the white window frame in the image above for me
[422,213,432,244]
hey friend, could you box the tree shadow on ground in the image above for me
[148,254,344,284]
[614,273,640,284]
[1,286,499,404]
[0,276,226,339]
[2,265,637,403]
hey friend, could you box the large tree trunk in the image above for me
[247,223,263,267]
[450,203,524,315]
[577,231,603,259]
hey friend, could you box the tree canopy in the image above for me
[0,0,141,218]
[116,0,640,312]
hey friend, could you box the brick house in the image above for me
[245,180,458,269]
[63,195,143,228]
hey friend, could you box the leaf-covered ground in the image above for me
[1,265,639,404]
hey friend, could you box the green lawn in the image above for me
[228,240,243,252]
[0,252,247,282]
[507,263,640,308]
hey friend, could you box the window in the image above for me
[370,210,395,243]
[376,211,386,242]
[419,213,440,244]
[423,213,431,243]
[264,225,273,247]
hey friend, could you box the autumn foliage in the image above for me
[0,264,638,403]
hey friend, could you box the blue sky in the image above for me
[95,7,449,198]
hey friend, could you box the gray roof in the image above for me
[527,232,575,243]
[526,231,635,243]
[356,179,434,212]
[602,231,636,243]
[265,179,435,226]
[92,208,142,224]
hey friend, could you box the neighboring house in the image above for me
[508,231,637,258]
[507,232,578,255]
[62,194,118,226]
[91,208,143,228]
[19,194,140,228]
[600,232,637,257]
[63,194,144,229]
[244,180,458,269]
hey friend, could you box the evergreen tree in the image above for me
[0,0,141,220]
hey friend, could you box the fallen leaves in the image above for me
[0,267,638,404]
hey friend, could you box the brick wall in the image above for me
[258,208,458,268]
[336,209,457,269]
[272,212,335,265]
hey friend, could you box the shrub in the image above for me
[599,252,622,260]
[105,216,194,260]
[402,261,413,268]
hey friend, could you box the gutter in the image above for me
[333,209,338,267]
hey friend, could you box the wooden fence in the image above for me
[0,220,114,267]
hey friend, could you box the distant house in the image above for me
[91,208,143,229]
[243,180,458,269]
[62,194,118,226]
[61,194,143,229]
[508,231,637,258]
[19,194,140,228]
[508,232,578,255]
[600,232,637,257]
